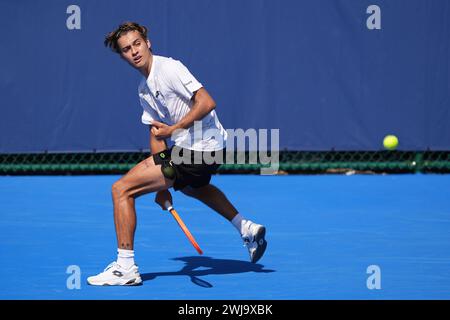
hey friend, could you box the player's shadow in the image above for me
[141,256,275,288]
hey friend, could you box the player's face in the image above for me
[117,30,151,70]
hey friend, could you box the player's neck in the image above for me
[139,53,153,78]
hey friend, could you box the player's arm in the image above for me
[172,87,216,130]
[151,88,216,139]
[149,125,168,153]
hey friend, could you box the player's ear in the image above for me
[147,39,151,49]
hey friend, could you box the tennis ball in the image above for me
[383,135,399,150]
[162,165,176,179]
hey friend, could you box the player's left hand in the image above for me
[151,120,175,139]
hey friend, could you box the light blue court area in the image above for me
[0,174,450,299]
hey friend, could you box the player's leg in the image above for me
[181,184,238,221]
[181,184,267,263]
[112,156,172,251]
[88,156,172,286]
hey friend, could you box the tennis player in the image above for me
[87,22,267,286]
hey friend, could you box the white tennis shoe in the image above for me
[241,221,267,263]
[87,261,142,286]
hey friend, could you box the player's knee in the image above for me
[112,179,129,199]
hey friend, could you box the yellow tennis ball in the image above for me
[383,135,399,150]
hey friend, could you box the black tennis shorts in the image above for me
[153,146,224,191]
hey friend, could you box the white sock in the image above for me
[117,249,135,269]
[231,213,249,236]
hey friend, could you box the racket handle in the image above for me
[164,200,173,211]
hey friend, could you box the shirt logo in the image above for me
[155,91,161,98]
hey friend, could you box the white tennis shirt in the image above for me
[138,55,227,152]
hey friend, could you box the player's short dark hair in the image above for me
[104,21,149,53]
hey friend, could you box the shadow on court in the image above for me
[141,256,275,288]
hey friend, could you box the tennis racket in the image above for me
[155,190,203,255]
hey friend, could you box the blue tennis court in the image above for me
[1,174,449,300]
